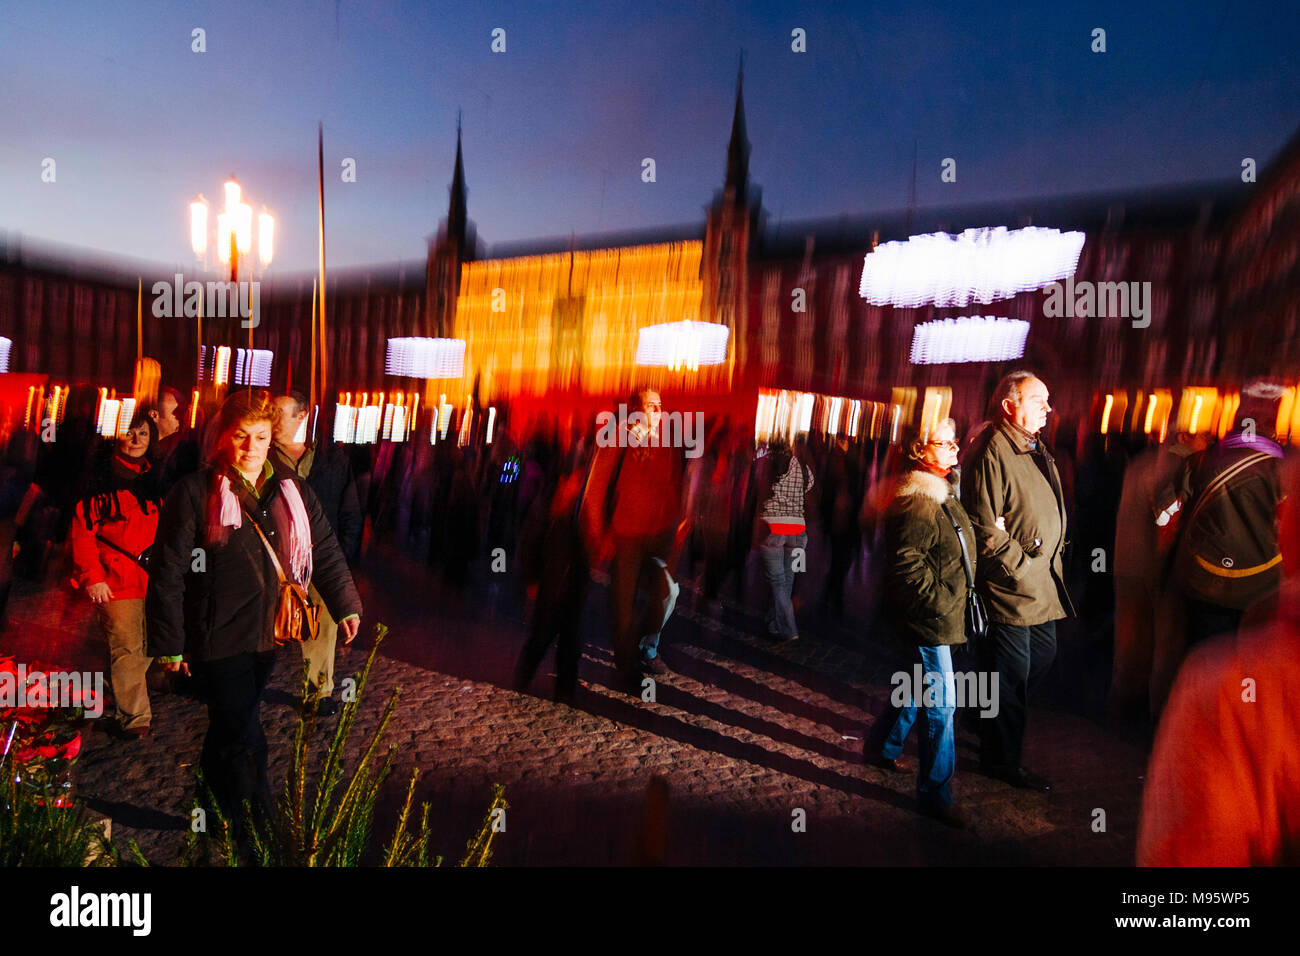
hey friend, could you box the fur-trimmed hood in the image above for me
[894,469,953,504]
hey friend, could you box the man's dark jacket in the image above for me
[272,443,363,563]
[146,467,362,662]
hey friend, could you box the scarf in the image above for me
[213,472,314,585]
[81,452,157,528]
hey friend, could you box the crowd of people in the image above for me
[0,368,1294,861]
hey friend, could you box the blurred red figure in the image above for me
[1137,461,1300,865]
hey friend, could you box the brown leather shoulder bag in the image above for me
[244,511,320,645]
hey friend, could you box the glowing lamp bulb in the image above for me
[258,212,274,268]
[190,196,208,258]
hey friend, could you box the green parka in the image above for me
[961,419,1076,626]
[882,469,974,646]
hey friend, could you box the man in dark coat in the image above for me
[961,371,1074,791]
[271,392,364,716]
[150,386,202,499]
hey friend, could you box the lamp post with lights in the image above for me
[189,178,274,399]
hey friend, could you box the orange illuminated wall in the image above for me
[453,241,706,400]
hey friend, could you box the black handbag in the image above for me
[940,501,988,644]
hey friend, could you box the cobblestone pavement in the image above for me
[3,541,1149,866]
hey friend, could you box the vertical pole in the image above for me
[317,123,328,417]
[310,276,318,412]
[247,260,254,396]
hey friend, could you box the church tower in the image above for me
[426,117,474,338]
[703,61,759,379]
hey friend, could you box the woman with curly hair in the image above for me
[146,390,362,837]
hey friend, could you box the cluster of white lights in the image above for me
[233,348,273,386]
[860,226,1086,308]
[381,404,413,442]
[198,346,272,386]
[0,337,10,373]
[96,397,137,438]
[385,337,466,379]
[634,321,730,370]
[334,404,383,444]
[755,389,817,444]
[909,316,1030,365]
[428,400,455,443]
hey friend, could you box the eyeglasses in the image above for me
[927,440,959,451]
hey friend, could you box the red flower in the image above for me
[59,733,82,761]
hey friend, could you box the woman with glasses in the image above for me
[864,417,973,828]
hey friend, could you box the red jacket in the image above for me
[582,441,684,542]
[69,485,160,601]
[1138,601,1300,865]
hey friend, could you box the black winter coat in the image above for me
[882,469,974,647]
[145,466,362,662]
[273,443,363,563]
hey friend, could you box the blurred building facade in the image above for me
[1,76,1297,443]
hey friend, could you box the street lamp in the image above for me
[190,176,274,281]
[189,178,275,401]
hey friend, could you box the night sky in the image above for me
[1,0,1297,273]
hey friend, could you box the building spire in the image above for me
[448,113,467,243]
[725,53,750,201]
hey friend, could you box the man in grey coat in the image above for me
[961,371,1075,791]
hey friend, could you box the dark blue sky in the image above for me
[2,0,1297,272]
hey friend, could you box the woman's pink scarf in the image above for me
[216,474,314,585]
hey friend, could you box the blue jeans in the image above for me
[758,531,806,638]
[638,555,679,662]
[869,644,957,809]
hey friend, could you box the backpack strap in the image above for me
[1184,451,1274,529]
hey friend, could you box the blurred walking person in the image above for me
[69,411,161,738]
[749,436,814,643]
[1110,430,1208,725]
[150,385,201,498]
[513,470,590,704]
[1161,382,1286,654]
[271,391,363,717]
[1138,465,1300,865]
[581,387,689,691]
[866,419,973,827]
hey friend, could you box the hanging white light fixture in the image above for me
[909,316,1031,365]
[385,337,466,379]
[860,226,1086,308]
[634,320,729,369]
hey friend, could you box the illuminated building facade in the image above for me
[2,81,1299,448]
[450,241,712,401]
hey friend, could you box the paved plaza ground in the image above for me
[3,538,1151,866]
